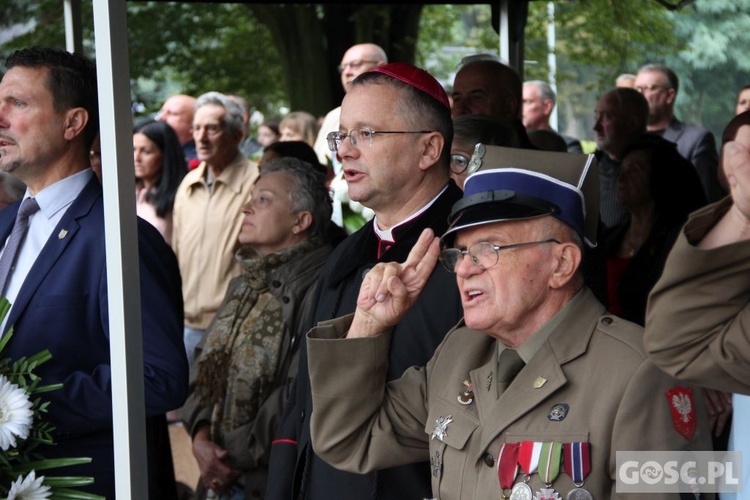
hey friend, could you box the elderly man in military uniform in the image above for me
[305,146,713,499]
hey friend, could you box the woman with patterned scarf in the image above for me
[182,157,338,499]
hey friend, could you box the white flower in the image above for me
[348,201,375,221]
[330,173,350,203]
[0,374,33,451]
[7,471,51,500]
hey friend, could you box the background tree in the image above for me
[665,0,750,139]
[2,0,748,143]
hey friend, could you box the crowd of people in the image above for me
[0,42,749,500]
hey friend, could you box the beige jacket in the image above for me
[172,153,259,329]
[308,288,713,499]
[646,197,750,394]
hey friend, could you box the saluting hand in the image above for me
[724,124,750,224]
[347,229,440,338]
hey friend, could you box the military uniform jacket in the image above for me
[646,197,750,395]
[308,288,712,499]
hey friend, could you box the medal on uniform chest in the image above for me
[497,442,520,499]
[457,379,474,405]
[431,415,453,441]
[563,442,593,500]
[511,441,542,500]
[534,441,563,500]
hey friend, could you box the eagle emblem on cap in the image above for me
[467,143,486,175]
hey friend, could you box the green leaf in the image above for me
[20,457,92,471]
[42,476,95,487]
[48,487,105,500]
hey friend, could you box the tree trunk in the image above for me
[247,4,423,118]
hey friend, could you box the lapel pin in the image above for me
[533,376,547,389]
[58,229,68,239]
[457,379,474,405]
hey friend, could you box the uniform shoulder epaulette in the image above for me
[593,314,647,358]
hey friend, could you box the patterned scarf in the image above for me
[195,239,317,441]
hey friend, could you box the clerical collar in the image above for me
[372,184,448,242]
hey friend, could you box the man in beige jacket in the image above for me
[172,91,259,365]
[307,146,713,499]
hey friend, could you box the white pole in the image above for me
[63,0,82,54]
[499,0,510,63]
[547,1,558,131]
[92,0,149,497]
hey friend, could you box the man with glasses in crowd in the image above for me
[267,63,463,500]
[303,146,713,499]
[635,63,723,202]
[172,92,259,365]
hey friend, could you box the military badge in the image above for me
[467,143,486,174]
[666,386,696,440]
[562,442,592,500]
[510,482,533,500]
[533,488,562,500]
[547,404,569,421]
[533,376,547,389]
[566,488,593,499]
[431,415,453,441]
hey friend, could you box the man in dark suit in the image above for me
[635,63,724,202]
[0,47,188,497]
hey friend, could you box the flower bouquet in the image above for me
[0,297,103,500]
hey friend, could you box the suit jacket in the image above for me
[646,197,750,395]
[308,288,713,499]
[266,182,464,500]
[660,118,724,203]
[0,178,188,497]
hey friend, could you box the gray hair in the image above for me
[525,80,556,106]
[615,73,636,86]
[638,63,679,93]
[260,157,332,241]
[457,53,502,69]
[195,91,245,137]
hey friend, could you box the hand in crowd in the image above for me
[703,388,733,437]
[723,124,750,225]
[348,229,440,338]
[192,424,242,494]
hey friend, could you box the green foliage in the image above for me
[3,0,750,157]
[416,4,497,86]
[127,2,285,117]
[522,0,681,140]
[665,0,750,140]
[1,0,285,118]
